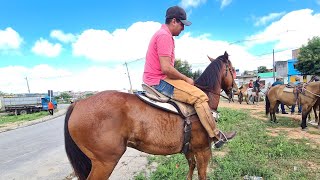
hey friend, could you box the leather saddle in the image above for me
[284,84,303,93]
[136,84,219,154]
[136,84,196,118]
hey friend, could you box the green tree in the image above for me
[174,59,193,78]
[0,91,5,96]
[243,70,249,75]
[57,92,72,100]
[295,36,320,75]
[84,92,94,98]
[258,66,268,73]
[192,69,203,80]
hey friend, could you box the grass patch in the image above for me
[0,111,48,125]
[267,116,300,128]
[308,130,320,135]
[137,108,320,179]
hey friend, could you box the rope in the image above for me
[303,87,320,98]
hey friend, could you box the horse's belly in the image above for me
[127,129,183,155]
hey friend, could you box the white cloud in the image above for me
[0,64,138,94]
[219,0,232,9]
[31,38,62,57]
[50,30,76,43]
[3,8,320,93]
[254,12,286,26]
[72,21,160,62]
[246,9,320,51]
[180,0,207,8]
[0,27,23,50]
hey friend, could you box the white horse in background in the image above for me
[246,88,266,104]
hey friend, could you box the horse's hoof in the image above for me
[301,127,308,131]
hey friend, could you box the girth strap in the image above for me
[182,117,192,154]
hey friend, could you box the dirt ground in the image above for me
[218,100,320,146]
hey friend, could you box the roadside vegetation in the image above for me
[135,107,320,179]
[0,111,48,126]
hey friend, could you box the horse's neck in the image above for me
[307,82,320,95]
[206,90,221,110]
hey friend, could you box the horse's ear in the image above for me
[207,55,215,62]
[224,51,229,58]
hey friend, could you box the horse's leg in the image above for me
[87,148,126,180]
[270,101,277,122]
[301,105,313,130]
[185,153,196,180]
[314,105,318,122]
[87,161,115,180]
[274,101,280,123]
[255,94,258,104]
[195,149,211,180]
[246,95,249,104]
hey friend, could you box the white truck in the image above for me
[0,95,57,115]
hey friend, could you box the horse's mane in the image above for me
[195,55,226,91]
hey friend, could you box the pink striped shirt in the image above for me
[143,24,175,86]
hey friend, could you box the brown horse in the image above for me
[64,52,238,180]
[265,82,320,129]
[308,98,320,125]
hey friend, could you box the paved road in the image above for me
[0,109,150,180]
[0,115,72,180]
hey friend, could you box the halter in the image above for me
[224,60,236,97]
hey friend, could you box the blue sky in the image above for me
[1,0,320,93]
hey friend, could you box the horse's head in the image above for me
[207,51,238,98]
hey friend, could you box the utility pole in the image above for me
[25,77,30,93]
[273,49,275,82]
[123,57,144,94]
[124,62,133,93]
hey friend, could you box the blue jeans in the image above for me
[280,103,286,112]
[153,80,174,98]
[291,104,302,113]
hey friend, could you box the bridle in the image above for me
[196,58,236,100]
[223,60,236,98]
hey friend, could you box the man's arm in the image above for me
[159,56,194,85]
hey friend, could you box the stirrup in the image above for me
[213,131,228,148]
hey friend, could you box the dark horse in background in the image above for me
[265,82,320,129]
[309,98,320,124]
[64,52,238,180]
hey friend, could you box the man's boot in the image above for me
[213,131,237,148]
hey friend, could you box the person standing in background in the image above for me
[248,79,253,88]
[48,101,54,115]
[291,77,302,115]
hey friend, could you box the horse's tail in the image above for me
[265,95,270,116]
[64,103,92,180]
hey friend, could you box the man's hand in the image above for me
[185,77,194,85]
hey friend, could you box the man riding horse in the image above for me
[142,6,236,148]
[252,76,263,103]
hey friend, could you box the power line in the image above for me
[126,57,145,64]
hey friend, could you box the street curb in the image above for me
[0,109,68,133]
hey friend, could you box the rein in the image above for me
[195,83,231,100]
[303,87,320,98]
